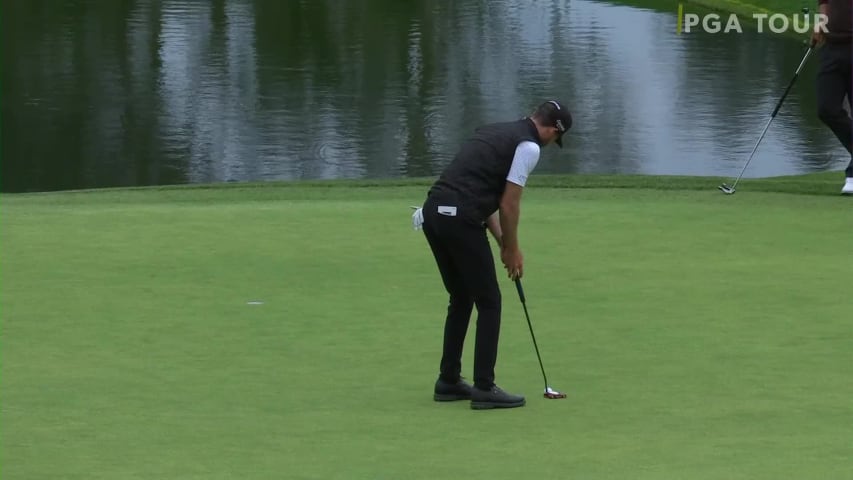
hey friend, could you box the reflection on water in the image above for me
[1,0,848,192]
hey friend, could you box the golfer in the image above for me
[813,0,852,194]
[412,100,572,409]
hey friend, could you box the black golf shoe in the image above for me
[470,385,526,410]
[433,377,474,401]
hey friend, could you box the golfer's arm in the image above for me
[486,211,502,247]
[499,182,523,251]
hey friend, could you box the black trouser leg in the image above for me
[423,201,502,390]
[470,273,502,390]
[423,218,474,383]
[815,42,853,176]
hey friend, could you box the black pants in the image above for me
[816,41,853,177]
[421,195,501,390]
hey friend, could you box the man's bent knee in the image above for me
[449,294,474,311]
[473,290,501,312]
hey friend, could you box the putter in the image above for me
[719,40,815,194]
[514,278,566,399]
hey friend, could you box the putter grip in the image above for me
[515,278,525,303]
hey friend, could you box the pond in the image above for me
[1,0,847,193]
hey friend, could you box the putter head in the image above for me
[718,183,736,194]
[544,387,567,399]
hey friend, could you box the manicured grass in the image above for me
[605,0,807,16]
[681,0,819,37]
[608,0,818,40]
[690,0,809,16]
[2,173,851,479]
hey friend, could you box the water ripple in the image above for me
[3,0,848,192]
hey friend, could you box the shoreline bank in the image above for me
[0,171,844,199]
[606,0,816,40]
[681,0,816,40]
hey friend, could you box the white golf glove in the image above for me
[411,206,424,230]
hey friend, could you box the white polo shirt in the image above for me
[506,141,540,187]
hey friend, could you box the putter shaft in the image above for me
[514,278,550,390]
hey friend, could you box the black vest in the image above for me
[428,118,542,224]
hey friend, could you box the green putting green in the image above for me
[3,173,851,479]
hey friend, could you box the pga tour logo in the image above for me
[677,4,828,34]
